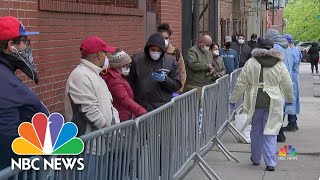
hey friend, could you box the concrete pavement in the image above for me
[185,63,320,180]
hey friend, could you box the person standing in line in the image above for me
[184,35,215,96]
[283,34,302,132]
[219,36,239,74]
[230,38,293,172]
[209,43,226,81]
[128,32,181,112]
[230,33,252,68]
[247,33,259,50]
[158,23,186,95]
[65,36,120,136]
[100,49,147,122]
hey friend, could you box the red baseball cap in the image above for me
[80,36,116,56]
[0,16,39,41]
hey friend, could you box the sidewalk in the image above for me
[185,63,320,180]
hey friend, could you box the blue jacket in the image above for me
[219,48,239,74]
[285,46,301,114]
[0,53,49,138]
[273,40,300,115]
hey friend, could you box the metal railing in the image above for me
[0,71,248,180]
[0,156,46,180]
[135,102,174,180]
[56,120,137,180]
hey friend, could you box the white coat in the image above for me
[230,48,294,135]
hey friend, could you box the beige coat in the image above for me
[166,44,186,93]
[230,49,294,135]
[65,59,120,136]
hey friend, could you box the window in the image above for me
[73,0,138,8]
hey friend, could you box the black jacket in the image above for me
[0,53,49,138]
[308,44,319,63]
[231,42,252,67]
[247,40,259,50]
[128,33,181,111]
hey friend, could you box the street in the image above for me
[185,63,320,180]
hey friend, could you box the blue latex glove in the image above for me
[152,72,166,82]
[172,92,180,97]
[229,103,236,110]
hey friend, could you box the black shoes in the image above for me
[250,157,260,166]
[283,125,299,132]
[266,166,275,171]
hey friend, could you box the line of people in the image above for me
[0,15,301,175]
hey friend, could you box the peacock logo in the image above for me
[12,113,84,155]
[279,145,297,157]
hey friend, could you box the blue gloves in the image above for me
[152,71,167,82]
[229,103,236,110]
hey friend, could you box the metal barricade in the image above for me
[216,74,249,150]
[214,75,240,162]
[135,102,174,180]
[230,68,243,113]
[0,156,46,180]
[171,89,219,180]
[56,120,137,180]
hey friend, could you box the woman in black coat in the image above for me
[308,42,319,74]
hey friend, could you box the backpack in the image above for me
[173,48,181,62]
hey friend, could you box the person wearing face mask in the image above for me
[219,36,239,74]
[184,35,215,96]
[231,33,252,68]
[100,49,147,121]
[0,16,49,170]
[158,23,186,94]
[65,36,120,138]
[209,43,226,82]
[248,33,259,50]
[128,32,181,111]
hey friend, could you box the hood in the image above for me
[144,32,166,59]
[252,48,282,67]
[265,29,288,49]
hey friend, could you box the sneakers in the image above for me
[266,166,275,171]
[283,125,299,132]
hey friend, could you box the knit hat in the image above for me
[258,37,274,50]
[265,29,281,40]
[108,49,132,69]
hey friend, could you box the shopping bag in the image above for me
[235,113,251,144]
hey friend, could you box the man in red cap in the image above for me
[65,36,120,137]
[0,16,49,170]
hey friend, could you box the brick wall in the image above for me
[156,0,182,50]
[0,0,144,114]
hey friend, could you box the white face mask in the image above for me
[103,56,109,69]
[213,50,219,56]
[121,68,130,76]
[238,39,245,45]
[204,46,210,51]
[165,40,169,48]
[149,51,162,61]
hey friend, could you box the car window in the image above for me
[300,43,312,47]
